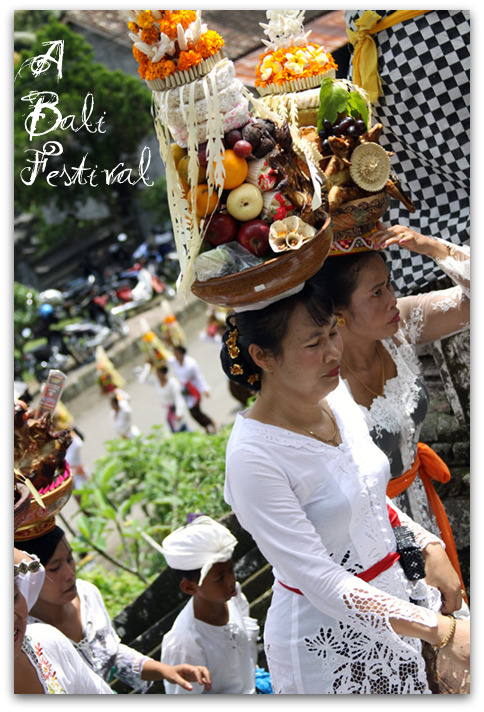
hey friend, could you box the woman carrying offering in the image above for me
[16,527,211,694]
[316,225,470,610]
[221,278,469,694]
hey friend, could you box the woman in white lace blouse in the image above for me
[317,224,470,610]
[221,279,469,694]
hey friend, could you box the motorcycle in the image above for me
[25,307,116,383]
[60,275,129,337]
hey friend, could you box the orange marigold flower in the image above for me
[255,43,337,87]
[159,10,197,39]
[141,27,159,45]
[136,11,156,30]
[196,30,224,59]
[177,50,202,73]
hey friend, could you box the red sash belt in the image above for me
[386,441,467,602]
[278,549,401,595]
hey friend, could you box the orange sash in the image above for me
[387,442,467,602]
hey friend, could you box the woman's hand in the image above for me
[371,223,449,260]
[441,618,470,671]
[158,662,212,691]
[422,542,463,615]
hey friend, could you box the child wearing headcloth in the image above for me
[160,515,260,694]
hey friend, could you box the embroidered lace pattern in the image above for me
[22,635,66,694]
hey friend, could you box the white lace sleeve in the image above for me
[396,242,470,345]
[434,240,470,299]
[387,497,444,550]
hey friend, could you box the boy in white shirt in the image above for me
[160,516,259,694]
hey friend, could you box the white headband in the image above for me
[233,282,305,313]
[14,554,45,611]
[161,516,237,585]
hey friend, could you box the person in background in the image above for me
[168,346,217,433]
[109,391,140,440]
[160,515,259,695]
[14,548,114,694]
[145,363,191,433]
[15,527,212,694]
[221,278,469,694]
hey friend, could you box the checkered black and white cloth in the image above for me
[345,10,470,296]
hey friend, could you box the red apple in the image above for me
[224,129,243,147]
[203,212,238,247]
[233,140,252,158]
[237,219,271,257]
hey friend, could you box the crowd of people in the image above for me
[14,9,470,696]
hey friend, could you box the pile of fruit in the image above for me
[172,116,301,264]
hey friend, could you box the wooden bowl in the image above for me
[191,215,333,308]
[331,192,390,232]
[14,469,73,541]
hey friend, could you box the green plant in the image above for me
[71,426,232,581]
[76,562,148,618]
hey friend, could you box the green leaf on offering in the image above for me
[317,78,347,130]
[347,91,369,127]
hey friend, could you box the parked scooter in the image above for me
[60,275,129,337]
[25,303,116,382]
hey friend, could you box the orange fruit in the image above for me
[214,149,248,190]
[187,183,219,217]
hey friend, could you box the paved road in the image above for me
[59,302,245,530]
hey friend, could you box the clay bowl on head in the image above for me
[190,215,333,308]
[330,192,390,232]
[14,469,73,541]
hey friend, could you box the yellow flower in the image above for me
[230,364,243,376]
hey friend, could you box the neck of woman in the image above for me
[30,597,82,641]
[341,335,381,371]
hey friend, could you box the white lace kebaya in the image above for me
[346,240,470,538]
[225,380,442,694]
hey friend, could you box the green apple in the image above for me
[226,183,263,222]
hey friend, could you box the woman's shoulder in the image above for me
[26,620,74,651]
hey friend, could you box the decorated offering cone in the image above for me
[127,10,333,308]
[128,10,250,292]
[95,346,125,395]
[140,318,172,368]
[161,313,187,349]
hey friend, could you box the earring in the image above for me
[336,316,345,327]
[265,364,273,373]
